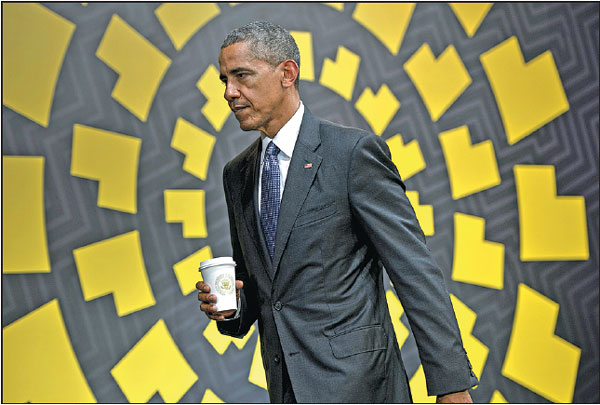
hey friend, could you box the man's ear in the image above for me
[281,60,299,89]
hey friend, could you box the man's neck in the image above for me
[262,94,301,139]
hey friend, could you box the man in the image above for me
[197,21,478,403]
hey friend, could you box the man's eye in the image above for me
[237,73,246,78]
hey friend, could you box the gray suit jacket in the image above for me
[218,108,478,403]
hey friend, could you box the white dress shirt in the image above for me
[258,101,304,214]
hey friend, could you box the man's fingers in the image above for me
[198,293,217,303]
[196,281,210,292]
[201,306,231,321]
[198,279,242,321]
[200,302,218,313]
[436,391,472,404]
[204,311,224,321]
[197,281,214,303]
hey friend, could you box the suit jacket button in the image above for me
[274,301,282,311]
[274,354,281,364]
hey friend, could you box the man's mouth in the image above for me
[232,105,247,113]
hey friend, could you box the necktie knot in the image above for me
[266,142,280,158]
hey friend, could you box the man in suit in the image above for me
[197,21,478,403]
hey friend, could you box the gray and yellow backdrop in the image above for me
[2,2,599,403]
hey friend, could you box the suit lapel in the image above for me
[272,109,322,274]
[240,138,273,280]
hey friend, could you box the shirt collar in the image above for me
[261,101,304,159]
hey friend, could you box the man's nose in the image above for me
[224,82,240,101]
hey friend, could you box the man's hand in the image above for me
[196,280,243,321]
[436,390,473,403]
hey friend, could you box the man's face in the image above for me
[219,42,286,136]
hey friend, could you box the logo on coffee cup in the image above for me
[215,273,234,295]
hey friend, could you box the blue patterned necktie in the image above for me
[261,142,281,258]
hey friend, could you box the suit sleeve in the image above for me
[217,164,259,338]
[347,134,478,396]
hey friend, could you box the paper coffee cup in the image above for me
[199,257,237,312]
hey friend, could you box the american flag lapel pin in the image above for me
[304,162,313,169]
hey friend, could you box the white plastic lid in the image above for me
[198,257,236,271]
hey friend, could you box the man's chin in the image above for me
[237,120,258,132]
